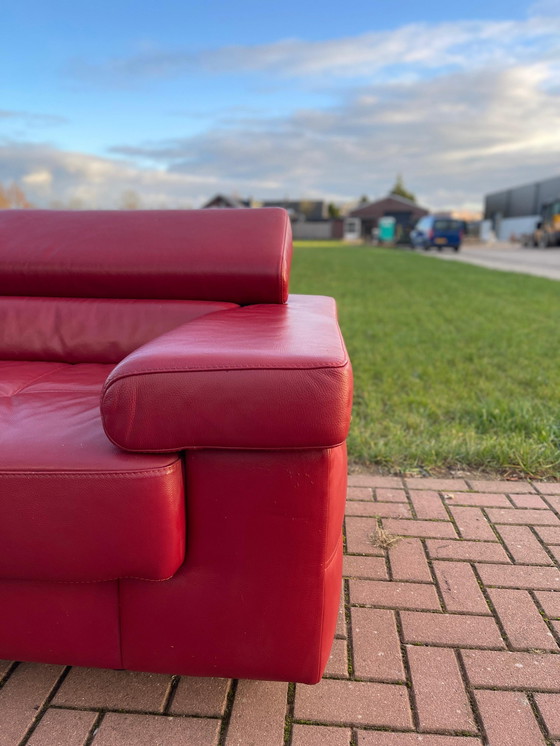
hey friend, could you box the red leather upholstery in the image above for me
[101,295,353,451]
[0,208,292,304]
[0,578,121,669]
[0,297,236,363]
[0,208,352,684]
[0,362,185,582]
[119,446,347,683]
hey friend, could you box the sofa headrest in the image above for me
[0,208,292,304]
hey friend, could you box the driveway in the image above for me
[3,473,560,745]
[424,242,560,281]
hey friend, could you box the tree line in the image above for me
[0,183,33,208]
[0,175,417,212]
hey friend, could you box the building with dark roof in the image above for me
[349,194,429,240]
[202,194,254,209]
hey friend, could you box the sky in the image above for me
[1,0,560,211]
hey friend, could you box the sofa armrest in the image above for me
[101,295,353,451]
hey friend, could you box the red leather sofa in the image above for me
[0,207,353,684]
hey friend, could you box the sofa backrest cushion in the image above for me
[0,297,236,363]
[0,207,292,305]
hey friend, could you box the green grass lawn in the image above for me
[290,241,560,478]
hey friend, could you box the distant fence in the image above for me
[291,221,333,240]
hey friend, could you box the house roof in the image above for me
[385,193,421,208]
[202,194,252,209]
[350,194,429,219]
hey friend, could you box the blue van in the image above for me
[411,216,464,252]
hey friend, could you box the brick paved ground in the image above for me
[3,475,560,745]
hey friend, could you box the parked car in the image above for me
[411,216,465,251]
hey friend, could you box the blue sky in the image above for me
[1,0,559,210]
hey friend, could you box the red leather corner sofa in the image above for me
[0,207,353,684]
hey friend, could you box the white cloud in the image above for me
[5,7,560,211]
[5,50,560,212]
[6,58,558,213]
[0,142,221,208]
[1,136,314,208]
[66,13,560,87]
[0,110,67,127]
[22,170,53,189]
[102,62,560,210]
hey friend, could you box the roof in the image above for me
[202,194,252,209]
[350,195,429,219]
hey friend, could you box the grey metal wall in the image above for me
[291,221,333,240]
[484,174,560,220]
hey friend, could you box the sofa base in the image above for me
[0,447,346,684]
[0,577,121,670]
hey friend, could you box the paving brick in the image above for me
[442,492,511,508]
[348,475,403,488]
[382,518,457,539]
[294,679,412,729]
[534,693,560,739]
[535,526,560,544]
[475,690,544,746]
[510,494,550,509]
[358,734,482,746]
[546,545,560,565]
[543,500,560,523]
[488,588,557,651]
[292,724,352,746]
[0,663,64,746]
[432,561,490,615]
[324,638,348,678]
[486,508,560,526]
[351,607,405,682]
[401,611,504,648]
[345,501,411,518]
[170,677,230,716]
[54,668,171,713]
[226,680,288,746]
[92,712,219,746]
[388,538,432,582]
[535,483,560,495]
[544,494,560,512]
[462,649,560,690]
[469,480,535,493]
[405,478,469,491]
[350,579,440,610]
[552,620,560,636]
[347,486,373,501]
[496,525,553,565]
[343,555,388,580]
[426,539,510,563]
[406,646,476,733]
[477,564,560,590]
[408,490,449,520]
[449,506,497,541]
[345,517,384,556]
[375,488,408,502]
[27,709,97,746]
[534,591,560,618]
[0,661,12,680]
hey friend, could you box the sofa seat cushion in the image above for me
[0,361,185,583]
